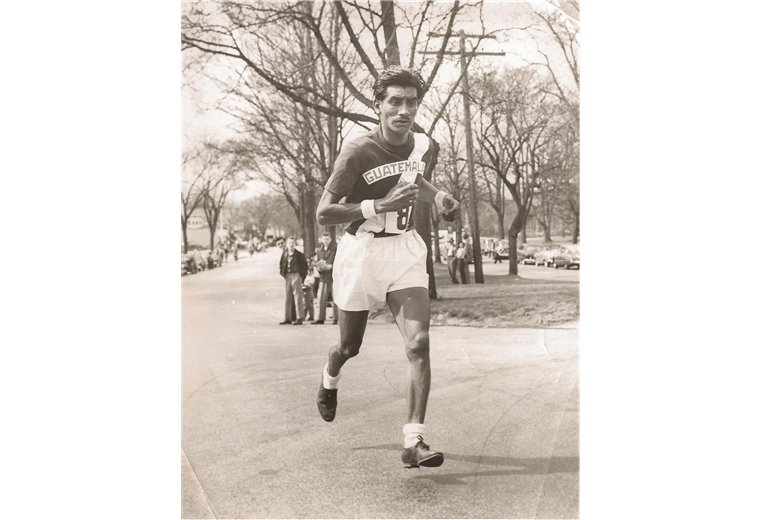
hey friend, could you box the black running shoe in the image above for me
[402,436,444,468]
[317,382,337,422]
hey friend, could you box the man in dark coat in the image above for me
[279,237,308,325]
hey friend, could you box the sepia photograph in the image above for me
[7,1,759,519]
[181,1,580,517]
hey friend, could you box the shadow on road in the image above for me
[353,444,578,485]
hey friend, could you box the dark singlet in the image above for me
[325,126,439,235]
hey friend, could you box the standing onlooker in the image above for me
[445,238,459,284]
[279,237,308,325]
[313,232,337,324]
[312,249,321,297]
[493,247,503,263]
[277,238,297,319]
[456,242,468,284]
[462,232,472,283]
[303,262,316,322]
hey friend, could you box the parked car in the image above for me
[534,247,563,267]
[188,254,198,273]
[553,245,580,269]
[517,244,550,265]
[191,250,207,271]
[181,254,197,275]
[205,250,222,269]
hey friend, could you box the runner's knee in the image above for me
[339,337,362,358]
[405,331,430,361]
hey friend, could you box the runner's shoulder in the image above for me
[337,134,375,160]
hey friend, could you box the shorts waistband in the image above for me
[347,230,411,239]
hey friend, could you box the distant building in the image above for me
[183,207,226,249]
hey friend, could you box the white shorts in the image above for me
[333,230,429,312]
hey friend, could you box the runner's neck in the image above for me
[376,125,412,149]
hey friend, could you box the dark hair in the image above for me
[373,67,425,102]
[321,231,331,236]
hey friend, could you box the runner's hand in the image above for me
[440,195,461,222]
[376,182,419,213]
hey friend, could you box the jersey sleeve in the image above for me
[325,142,363,197]
[423,136,440,180]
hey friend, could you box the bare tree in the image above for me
[181,1,475,130]
[199,142,244,250]
[430,89,470,241]
[247,194,276,241]
[528,1,579,128]
[181,147,210,254]
[182,0,487,296]
[550,123,579,243]
[532,138,571,243]
[472,67,566,275]
[476,168,509,240]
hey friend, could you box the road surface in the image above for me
[182,248,579,519]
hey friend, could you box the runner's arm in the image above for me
[317,184,419,226]
[417,177,461,219]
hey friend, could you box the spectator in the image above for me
[445,238,459,284]
[456,242,468,284]
[311,250,321,297]
[462,232,473,283]
[279,237,308,325]
[276,238,296,319]
[313,232,338,325]
[303,265,316,322]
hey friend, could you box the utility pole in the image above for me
[421,31,504,284]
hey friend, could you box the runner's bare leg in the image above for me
[387,287,431,424]
[326,308,369,377]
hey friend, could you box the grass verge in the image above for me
[369,263,579,328]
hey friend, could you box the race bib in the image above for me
[384,169,418,233]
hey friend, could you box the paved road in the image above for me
[182,249,579,519]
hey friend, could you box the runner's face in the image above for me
[375,85,418,139]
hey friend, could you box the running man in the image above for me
[315,67,460,469]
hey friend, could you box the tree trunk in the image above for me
[572,211,579,244]
[508,230,519,275]
[431,212,441,263]
[209,216,217,250]
[302,184,317,255]
[416,203,437,300]
[508,206,531,275]
[542,221,552,243]
[497,210,505,240]
[380,1,400,66]
[182,217,189,254]
[325,8,340,245]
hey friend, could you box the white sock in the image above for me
[403,423,427,448]
[323,364,341,389]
